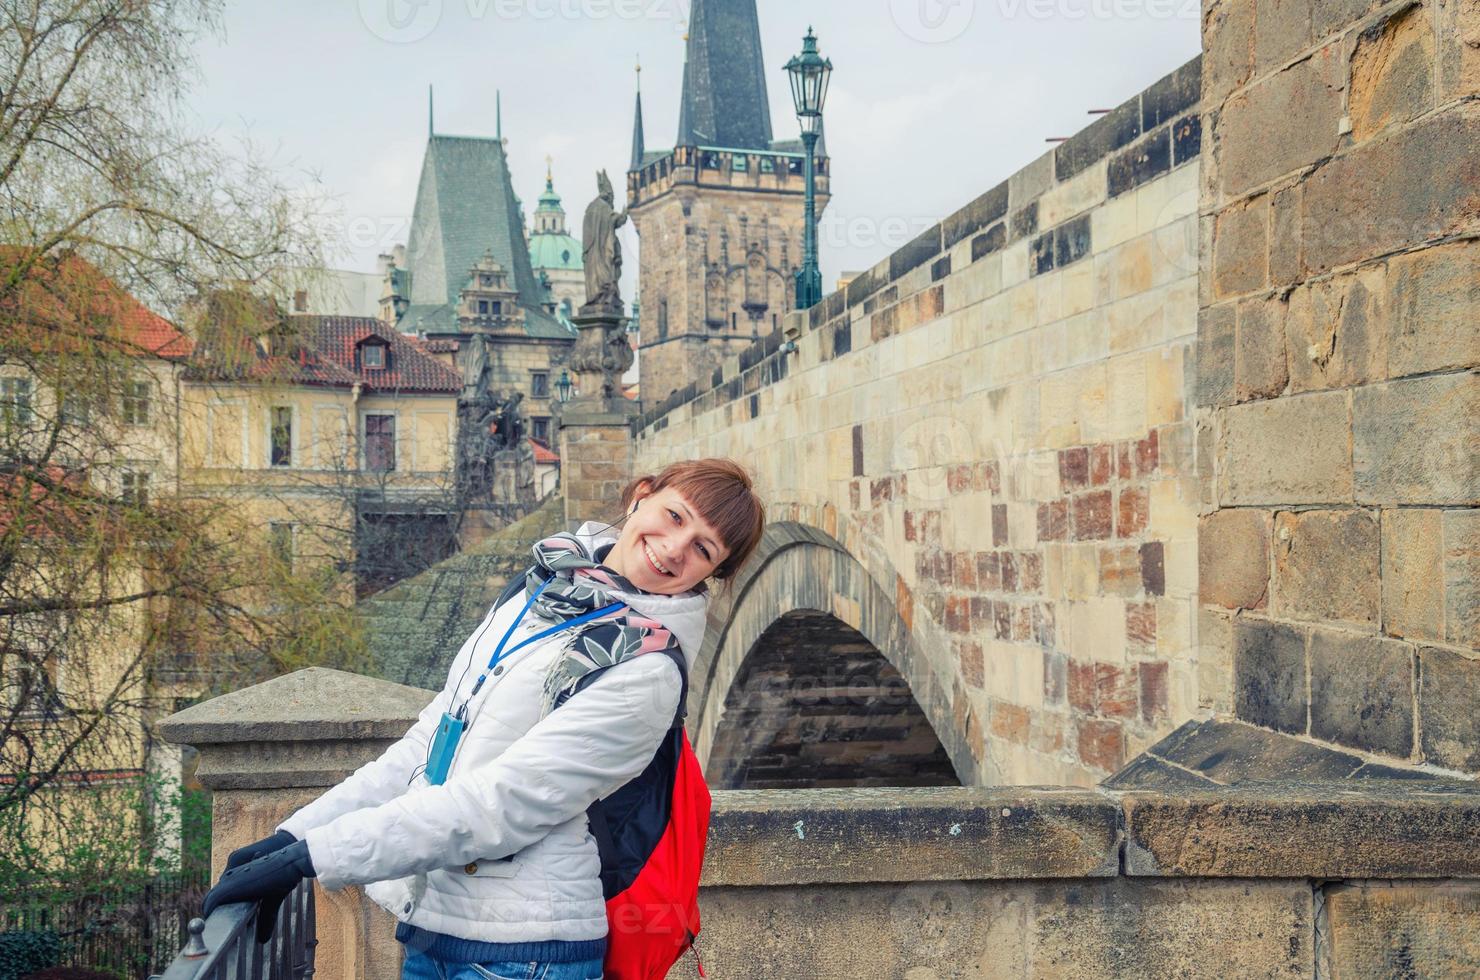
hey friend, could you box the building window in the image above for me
[701,151,721,170]
[532,417,549,442]
[293,289,308,313]
[5,649,63,722]
[268,522,295,569]
[478,300,489,315]
[121,380,150,425]
[531,372,549,399]
[364,414,395,472]
[731,312,737,330]
[658,299,668,339]
[491,301,502,316]
[362,344,385,370]
[732,155,748,172]
[270,406,293,467]
[760,156,776,174]
[58,390,90,427]
[1,378,33,428]
[788,158,804,176]
[121,469,150,507]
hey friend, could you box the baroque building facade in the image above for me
[379,116,575,452]
[626,0,831,403]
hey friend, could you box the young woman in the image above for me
[202,458,766,980]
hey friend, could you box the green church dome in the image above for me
[528,168,582,271]
[530,231,583,271]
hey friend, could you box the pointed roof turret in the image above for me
[630,58,646,171]
[675,0,773,150]
[399,129,571,339]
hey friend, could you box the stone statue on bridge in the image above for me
[580,170,627,315]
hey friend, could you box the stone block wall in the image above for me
[481,335,570,440]
[636,58,1206,786]
[629,183,821,405]
[1197,0,1480,772]
[165,673,1480,980]
[689,783,1480,979]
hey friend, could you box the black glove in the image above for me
[203,840,317,943]
[226,829,296,870]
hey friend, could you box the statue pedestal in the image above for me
[558,310,638,530]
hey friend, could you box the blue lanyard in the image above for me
[456,577,625,717]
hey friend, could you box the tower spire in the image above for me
[496,90,503,142]
[428,84,434,138]
[630,57,646,171]
[674,0,773,150]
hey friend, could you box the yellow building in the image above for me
[0,258,463,878]
[0,250,198,874]
[180,313,464,599]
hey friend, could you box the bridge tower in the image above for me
[626,0,831,403]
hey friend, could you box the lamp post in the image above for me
[555,369,574,404]
[784,27,832,310]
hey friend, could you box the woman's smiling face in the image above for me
[604,483,728,595]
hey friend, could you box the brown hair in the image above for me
[619,458,765,586]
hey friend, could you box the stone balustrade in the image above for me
[160,668,1480,979]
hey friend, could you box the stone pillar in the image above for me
[558,311,638,530]
[157,667,435,980]
[1196,0,1480,770]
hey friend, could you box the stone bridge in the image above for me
[159,0,1480,976]
[621,4,1479,790]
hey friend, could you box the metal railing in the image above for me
[151,880,315,980]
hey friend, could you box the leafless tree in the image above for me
[0,0,337,875]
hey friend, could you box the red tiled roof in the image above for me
[0,466,97,537]
[0,247,194,361]
[299,316,462,394]
[530,438,559,464]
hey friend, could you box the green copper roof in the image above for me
[403,134,572,338]
[535,175,562,213]
[529,231,582,271]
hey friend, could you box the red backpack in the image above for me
[500,575,712,979]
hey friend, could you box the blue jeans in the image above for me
[402,947,604,980]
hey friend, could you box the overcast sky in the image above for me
[186,0,1200,297]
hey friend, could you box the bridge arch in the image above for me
[689,521,980,787]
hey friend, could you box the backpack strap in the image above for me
[493,567,531,614]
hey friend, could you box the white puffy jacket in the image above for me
[277,522,708,944]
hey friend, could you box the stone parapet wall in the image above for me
[637,57,1206,785]
[689,783,1480,978]
[1196,0,1480,772]
[164,673,1480,980]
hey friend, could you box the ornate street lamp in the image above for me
[555,369,574,404]
[784,27,832,310]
